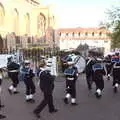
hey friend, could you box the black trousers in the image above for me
[112,69,120,86]
[34,91,55,113]
[24,79,35,95]
[86,74,93,88]
[8,72,19,88]
[94,79,104,90]
[105,64,112,75]
[66,80,76,98]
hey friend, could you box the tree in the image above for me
[76,43,89,51]
[105,5,120,48]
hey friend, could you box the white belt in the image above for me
[9,70,19,72]
[67,77,74,80]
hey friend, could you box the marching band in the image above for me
[0,50,120,119]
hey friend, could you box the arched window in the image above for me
[66,33,68,36]
[0,3,5,26]
[78,32,80,36]
[37,13,46,37]
[25,13,30,34]
[92,32,94,36]
[72,32,74,37]
[59,32,61,36]
[85,32,88,36]
[99,32,102,36]
[13,8,19,34]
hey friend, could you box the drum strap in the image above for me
[86,59,92,65]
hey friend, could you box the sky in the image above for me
[41,0,119,28]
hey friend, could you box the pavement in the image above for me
[1,74,120,120]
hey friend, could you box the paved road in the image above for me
[1,74,120,120]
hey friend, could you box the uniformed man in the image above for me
[112,52,120,93]
[20,60,35,102]
[92,58,106,98]
[7,56,20,94]
[85,53,96,90]
[33,60,58,118]
[104,55,112,80]
[63,61,78,105]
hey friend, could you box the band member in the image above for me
[20,60,35,102]
[92,59,106,98]
[85,54,96,90]
[33,60,58,118]
[7,57,20,94]
[0,68,6,119]
[112,52,120,93]
[104,55,112,80]
[63,61,78,105]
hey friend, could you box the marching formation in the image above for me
[0,50,120,119]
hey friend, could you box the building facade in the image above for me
[0,0,55,51]
[55,27,111,54]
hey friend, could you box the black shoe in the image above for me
[71,103,78,106]
[13,91,19,94]
[114,87,118,93]
[107,76,110,81]
[63,98,69,104]
[26,99,31,102]
[8,89,12,95]
[95,92,102,99]
[0,114,6,119]
[33,111,40,118]
[29,99,35,103]
[0,105,4,108]
[49,109,58,113]
[88,85,92,90]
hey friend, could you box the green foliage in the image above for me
[106,6,120,48]
[76,43,89,51]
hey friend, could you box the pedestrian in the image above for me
[85,54,96,90]
[104,55,112,80]
[63,61,78,105]
[33,60,58,118]
[20,60,35,102]
[92,58,106,98]
[7,56,20,94]
[112,52,120,93]
[0,68,6,119]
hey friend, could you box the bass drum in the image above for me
[74,56,86,73]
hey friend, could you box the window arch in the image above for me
[13,8,19,34]
[85,32,88,36]
[59,32,61,36]
[0,3,5,26]
[25,13,30,34]
[66,33,68,36]
[92,32,94,36]
[99,32,102,36]
[72,32,74,37]
[37,13,46,37]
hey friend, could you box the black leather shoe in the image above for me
[95,92,102,99]
[49,109,58,113]
[71,103,78,106]
[0,114,6,119]
[13,91,20,94]
[29,99,35,103]
[33,111,40,118]
[8,89,12,95]
[0,105,4,108]
[63,98,69,104]
[114,87,118,93]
